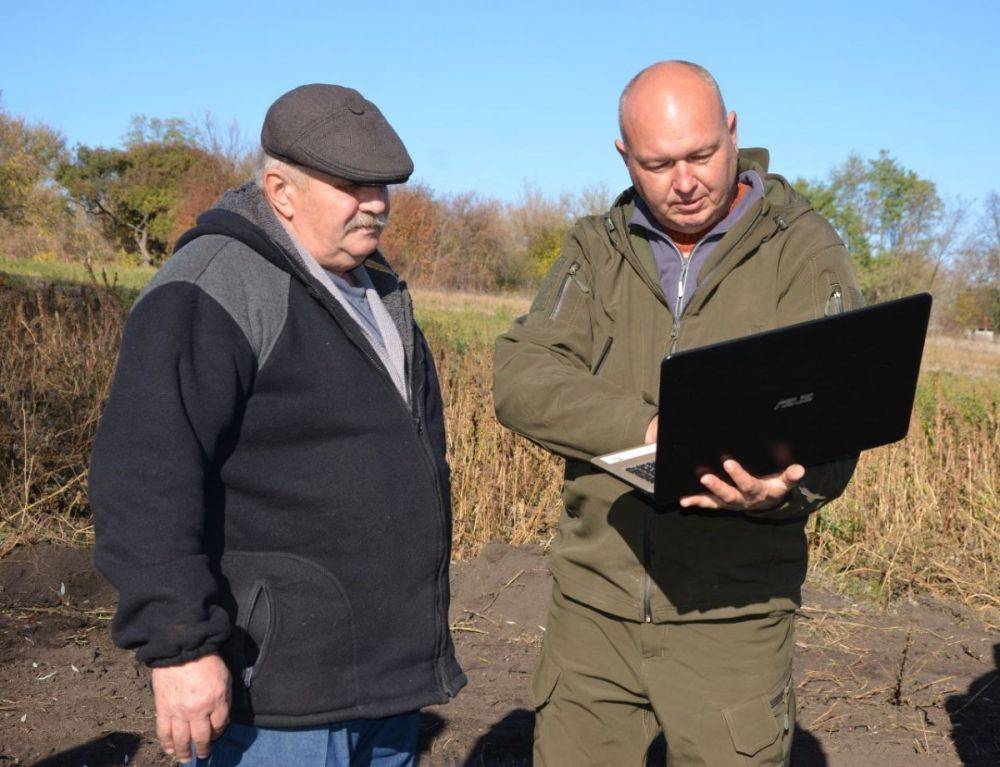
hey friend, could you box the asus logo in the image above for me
[774,393,814,410]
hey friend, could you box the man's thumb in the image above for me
[784,464,805,485]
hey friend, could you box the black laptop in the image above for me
[591,293,932,507]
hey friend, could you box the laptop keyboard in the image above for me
[626,461,656,483]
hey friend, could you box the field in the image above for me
[0,266,998,764]
[2,267,996,616]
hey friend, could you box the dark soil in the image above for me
[0,542,997,766]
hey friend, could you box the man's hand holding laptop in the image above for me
[645,415,806,512]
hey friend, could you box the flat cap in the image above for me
[261,84,413,184]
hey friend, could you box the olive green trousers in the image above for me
[532,584,795,767]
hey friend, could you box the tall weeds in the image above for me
[0,279,124,555]
[1,279,997,619]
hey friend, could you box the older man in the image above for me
[494,61,861,766]
[90,84,465,766]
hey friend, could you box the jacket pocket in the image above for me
[591,336,614,375]
[220,550,359,718]
[549,261,590,321]
[237,580,274,689]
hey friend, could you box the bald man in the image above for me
[494,61,861,766]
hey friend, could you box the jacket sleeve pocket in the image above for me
[776,242,863,327]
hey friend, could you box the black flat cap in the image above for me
[261,84,413,184]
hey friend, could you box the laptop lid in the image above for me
[653,292,932,506]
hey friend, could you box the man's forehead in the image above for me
[624,113,724,163]
[621,75,728,148]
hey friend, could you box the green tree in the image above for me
[0,97,66,225]
[794,175,871,269]
[795,151,955,303]
[57,117,242,265]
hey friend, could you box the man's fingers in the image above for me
[722,459,760,496]
[209,704,230,740]
[699,473,743,505]
[680,492,724,509]
[190,717,214,759]
[171,717,193,761]
[155,713,175,756]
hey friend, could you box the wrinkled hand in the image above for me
[151,652,230,761]
[680,459,804,512]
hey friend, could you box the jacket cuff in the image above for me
[745,484,814,521]
[144,640,226,669]
[744,456,856,521]
[620,401,659,452]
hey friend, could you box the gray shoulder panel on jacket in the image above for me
[136,235,290,368]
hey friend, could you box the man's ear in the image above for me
[614,138,629,165]
[727,111,738,149]
[263,171,294,221]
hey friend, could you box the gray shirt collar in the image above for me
[281,223,411,404]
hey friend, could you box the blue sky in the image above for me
[3,1,998,207]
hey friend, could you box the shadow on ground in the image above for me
[30,732,142,766]
[946,642,1000,766]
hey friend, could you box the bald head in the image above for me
[618,60,727,145]
[614,60,739,235]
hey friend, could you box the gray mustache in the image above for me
[345,212,388,233]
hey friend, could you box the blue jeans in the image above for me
[186,712,420,767]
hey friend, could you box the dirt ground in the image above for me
[0,542,997,766]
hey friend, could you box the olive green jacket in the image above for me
[494,149,862,622]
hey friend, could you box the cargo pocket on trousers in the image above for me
[722,676,791,761]
[530,648,562,710]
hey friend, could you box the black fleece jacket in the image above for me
[89,184,465,727]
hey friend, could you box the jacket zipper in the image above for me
[642,243,701,622]
[642,516,654,622]
[303,276,456,697]
[410,362,457,697]
[604,215,668,623]
[240,581,270,689]
[666,209,773,357]
[675,257,691,317]
[825,284,843,316]
[610,207,774,622]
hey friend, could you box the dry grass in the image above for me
[1,275,997,620]
[810,367,999,615]
[426,331,563,556]
[0,278,125,556]
[922,334,1000,382]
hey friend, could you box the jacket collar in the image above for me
[173,183,416,376]
[604,148,813,316]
